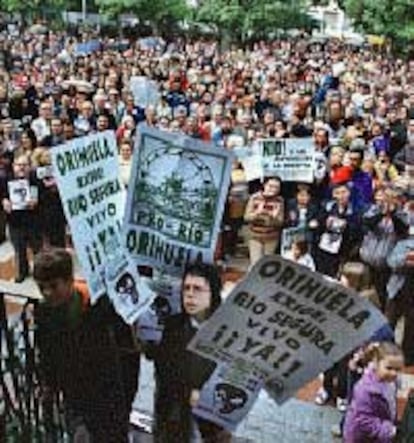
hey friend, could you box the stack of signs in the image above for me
[129,76,160,108]
[123,127,233,275]
[256,138,315,183]
[189,255,387,428]
[51,131,153,322]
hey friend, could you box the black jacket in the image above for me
[153,313,216,406]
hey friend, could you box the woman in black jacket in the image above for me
[148,262,230,443]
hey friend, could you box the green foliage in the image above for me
[96,0,190,30]
[0,0,65,14]
[344,0,414,42]
[196,0,313,42]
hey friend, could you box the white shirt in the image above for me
[284,251,316,271]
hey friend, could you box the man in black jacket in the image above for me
[0,153,41,282]
[147,262,230,443]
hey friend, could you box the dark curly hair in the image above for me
[181,261,222,317]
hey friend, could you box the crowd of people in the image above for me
[1,23,414,442]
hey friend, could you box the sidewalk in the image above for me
[132,357,342,443]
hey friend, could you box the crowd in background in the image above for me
[0,25,414,440]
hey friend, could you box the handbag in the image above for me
[359,230,396,268]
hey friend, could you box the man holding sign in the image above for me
[144,262,231,442]
[0,153,41,282]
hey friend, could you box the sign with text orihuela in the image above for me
[51,131,154,318]
[257,138,315,183]
[188,255,387,404]
[124,127,232,275]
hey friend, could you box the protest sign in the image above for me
[188,255,387,404]
[240,154,262,182]
[8,179,32,210]
[75,40,101,56]
[280,226,305,258]
[104,237,155,324]
[232,146,252,161]
[51,131,154,315]
[129,76,160,108]
[257,138,315,183]
[36,165,54,180]
[194,361,263,431]
[135,272,182,343]
[124,127,232,275]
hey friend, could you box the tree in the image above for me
[0,0,65,16]
[96,0,190,35]
[344,0,414,50]
[196,0,313,44]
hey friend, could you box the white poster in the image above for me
[129,76,160,108]
[258,138,315,183]
[124,127,233,275]
[188,255,387,404]
[281,226,306,258]
[8,179,32,210]
[104,238,155,324]
[51,131,154,315]
[240,154,263,182]
[194,362,263,431]
[135,272,182,343]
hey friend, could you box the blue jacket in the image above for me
[351,170,373,212]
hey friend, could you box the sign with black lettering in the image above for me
[257,138,315,183]
[124,127,232,274]
[188,255,387,404]
[52,131,124,301]
[51,131,154,316]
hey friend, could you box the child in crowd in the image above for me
[315,262,380,410]
[343,342,403,443]
[284,235,315,271]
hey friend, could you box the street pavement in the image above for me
[131,357,342,443]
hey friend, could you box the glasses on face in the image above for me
[183,283,211,294]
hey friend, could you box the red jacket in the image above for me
[330,165,352,185]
